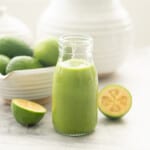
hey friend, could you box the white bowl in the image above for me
[0,67,54,102]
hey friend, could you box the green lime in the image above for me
[98,85,132,119]
[0,37,33,58]
[6,56,42,74]
[34,38,59,66]
[11,99,47,126]
[0,54,10,75]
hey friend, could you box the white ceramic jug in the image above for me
[37,0,133,75]
[0,6,33,45]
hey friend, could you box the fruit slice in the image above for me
[98,85,132,119]
[11,99,47,126]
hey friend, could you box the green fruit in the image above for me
[0,37,33,58]
[98,85,132,119]
[6,56,42,74]
[0,55,10,75]
[11,99,47,126]
[34,38,59,66]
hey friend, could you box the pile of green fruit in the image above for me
[0,37,59,75]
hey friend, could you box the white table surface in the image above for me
[0,48,150,150]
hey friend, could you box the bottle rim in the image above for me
[59,34,93,46]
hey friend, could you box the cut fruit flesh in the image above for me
[13,99,46,113]
[98,85,132,119]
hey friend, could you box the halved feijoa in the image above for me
[11,99,47,126]
[98,85,132,119]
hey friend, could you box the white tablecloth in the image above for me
[0,48,150,150]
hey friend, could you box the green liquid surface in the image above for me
[52,59,98,135]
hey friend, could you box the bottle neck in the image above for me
[59,35,93,63]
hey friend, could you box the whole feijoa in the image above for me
[34,38,59,66]
[0,37,33,58]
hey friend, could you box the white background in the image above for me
[0,0,150,48]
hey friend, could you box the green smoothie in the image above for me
[52,59,98,136]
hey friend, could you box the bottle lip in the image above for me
[59,34,93,45]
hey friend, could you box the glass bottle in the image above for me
[52,35,98,136]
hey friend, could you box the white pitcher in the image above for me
[0,6,33,45]
[37,0,133,76]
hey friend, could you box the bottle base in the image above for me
[54,129,94,137]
